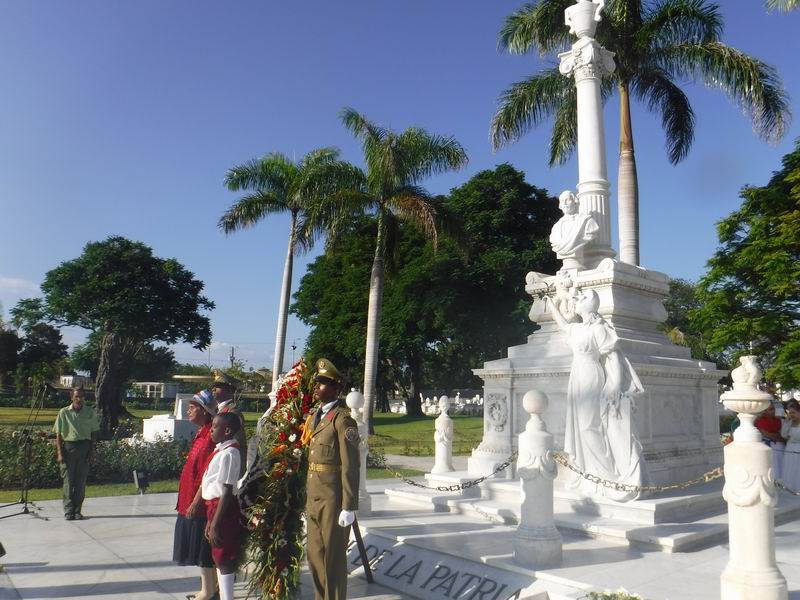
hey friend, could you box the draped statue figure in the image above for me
[551,289,646,501]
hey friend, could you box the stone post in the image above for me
[720,356,786,600]
[346,388,371,516]
[558,0,616,268]
[513,390,562,568]
[431,395,455,474]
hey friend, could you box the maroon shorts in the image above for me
[204,498,242,565]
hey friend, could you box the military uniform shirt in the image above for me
[305,405,360,511]
[53,405,100,441]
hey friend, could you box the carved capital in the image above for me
[722,464,777,507]
[559,38,615,81]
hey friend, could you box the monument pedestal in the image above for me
[468,259,725,489]
[142,415,198,442]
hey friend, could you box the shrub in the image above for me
[0,427,189,490]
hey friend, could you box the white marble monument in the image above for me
[468,0,724,490]
[142,392,198,442]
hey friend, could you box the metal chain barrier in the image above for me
[552,452,724,493]
[371,452,518,492]
[775,480,800,496]
[374,445,800,497]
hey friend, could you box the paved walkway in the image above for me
[0,482,414,600]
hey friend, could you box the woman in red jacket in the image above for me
[173,390,218,600]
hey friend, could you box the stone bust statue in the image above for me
[549,190,599,267]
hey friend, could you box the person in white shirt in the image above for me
[202,412,243,600]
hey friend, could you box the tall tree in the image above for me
[691,140,800,387]
[312,108,468,430]
[15,237,213,434]
[294,165,559,416]
[491,0,790,266]
[660,278,720,363]
[71,331,177,382]
[221,148,344,390]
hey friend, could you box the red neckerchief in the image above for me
[202,442,241,475]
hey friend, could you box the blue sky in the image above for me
[0,1,798,372]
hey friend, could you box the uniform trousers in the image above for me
[60,439,91,516]
[306,487,348,600]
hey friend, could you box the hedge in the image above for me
[0,428,189,490]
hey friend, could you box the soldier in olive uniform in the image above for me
[212,369,248,478]
[304,359,360,600]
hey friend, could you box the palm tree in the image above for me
[491,0,790,266]
[220,148,342,391]
[311,108,468,430]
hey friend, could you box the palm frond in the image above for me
[388,187,439,249]
[548,84,578,165]
[339,107,389,148]
[490,67,577,151]
[498,0,573,56]
[654,42,791,143]
[631,67,695,163]
[766,0,799,12]
[300,188,374,253]
[641,0,722,48]
[224,153,295,194]
[396,128,468,184]
[217,192,287,234]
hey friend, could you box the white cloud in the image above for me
[0,276,39,296]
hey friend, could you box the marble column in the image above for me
[720,356,786,600]
[513,390,562,568]
[346,388,372,516]
[558,0,616,268]
[431,396,455,474]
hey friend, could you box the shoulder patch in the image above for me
[344,427,360,444]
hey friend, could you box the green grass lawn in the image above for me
[368,412,483,456]
[0,407,483,456]
[0,468,423,503]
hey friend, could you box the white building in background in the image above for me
[59,374,92,388]
[131,381,180,399]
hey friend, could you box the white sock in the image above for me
[217,571,234,600]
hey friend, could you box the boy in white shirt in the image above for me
[202,412,243,600]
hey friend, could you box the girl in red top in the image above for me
[173,390,218,600]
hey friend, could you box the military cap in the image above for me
[314,358,345,386]
[212,369,241,390]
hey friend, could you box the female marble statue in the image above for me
[432,396,455,473]
[551,289,646,501]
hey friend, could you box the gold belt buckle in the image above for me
[310,463,341,473]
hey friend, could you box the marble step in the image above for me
[384,485,800,552]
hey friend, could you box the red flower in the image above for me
[279,432,288,442]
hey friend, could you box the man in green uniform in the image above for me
[304,359,360,600]
[211,369,247,477]
[53,386,100,520]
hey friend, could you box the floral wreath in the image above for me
[241,358,316,599]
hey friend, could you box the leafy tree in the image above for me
[660,278,720,363]
[294,165,559,416]
[691,140,800,387]
[14,323,68,388]
[310,108,468,429]
[491,0,789,266]
[0,330,21,386]
[221,148,344,390]
[15,237,214,434]
[71,331,177,381]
